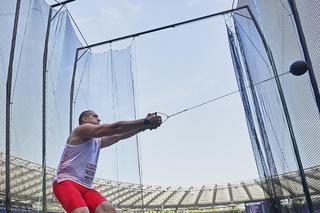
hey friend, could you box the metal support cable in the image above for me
[66,10,90,48]
[157,68,289,124]
[233,18,270,66]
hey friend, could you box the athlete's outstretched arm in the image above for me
[100,126,148,148]
[73,114,161,141]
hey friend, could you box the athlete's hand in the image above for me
[145,113,162,130]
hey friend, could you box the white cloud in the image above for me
[186,0,234,9]
[120,0,141,15]
[99,0,141,19]
[100,5,122,19]
[187,0,201,7]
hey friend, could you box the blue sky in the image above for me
[50,0,259,186]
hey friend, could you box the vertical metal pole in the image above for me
[288,0,320,115]
[42,6,53,213]
[70,49,80,133]
[6,0,21,212]
[247,6,314,213]
[129,47,145,211]
[42,2,76,211]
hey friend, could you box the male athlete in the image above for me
[53,110,162,213]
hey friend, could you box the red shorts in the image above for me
[53,180,107,213]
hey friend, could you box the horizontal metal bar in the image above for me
[78,5,248,50]
[51,0,76,8]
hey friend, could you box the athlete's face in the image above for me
[85,111,101,125]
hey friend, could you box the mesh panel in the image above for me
[227,14,287,211]
[45,9,82,211]
[295,0,320,209]
[3,0,318,211]
[234,0,320,211]
[46,10,82,169]
[0,0,17,202]
[0,0,83,210]
[72,47,140,184]
[9,0,49,208]
[295,1,320,90]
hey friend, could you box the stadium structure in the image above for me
[1,152,320,212]
[1,0,319,212]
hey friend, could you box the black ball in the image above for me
[290,60,309,76]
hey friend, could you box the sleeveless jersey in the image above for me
[54,138,101,188]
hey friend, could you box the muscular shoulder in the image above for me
[69,123,98,145]
[74,123,97,133]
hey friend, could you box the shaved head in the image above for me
[78,110,95,125]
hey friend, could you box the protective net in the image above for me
[230,0,320,212]
[295,1,320,90]
[68,8,264,208]
[0,0,82,211]
[129,15,256,186]
[1,0,142,211]
[0,0,16,208]
[2,0,319,212]
[1,0,50,211]
[45,6,82,212]
[294,1,320,210]
[0,0,265,211]
[71,46,140,184]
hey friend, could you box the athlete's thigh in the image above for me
[82,188,109,213]
[53,181,88,213]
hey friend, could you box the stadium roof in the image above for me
[0,152,319,211]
